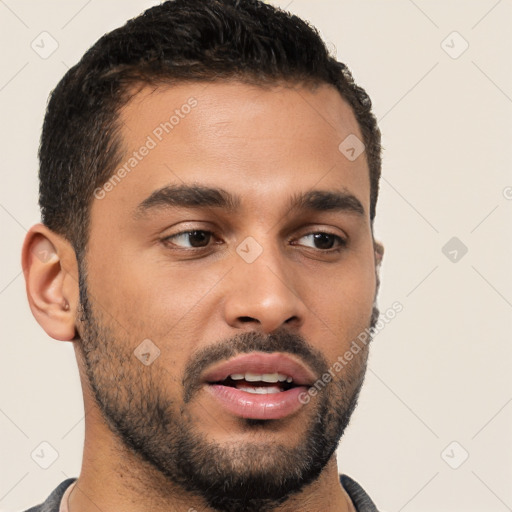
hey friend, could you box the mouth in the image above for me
[210,372,298,394]
[201,352,316,420]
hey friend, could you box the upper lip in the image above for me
[201,352,317,387]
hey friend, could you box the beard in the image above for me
[76,264,377,512]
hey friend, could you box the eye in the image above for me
[294,232,346,250]
[163,230,214,248]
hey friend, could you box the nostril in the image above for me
[238,316,258,323]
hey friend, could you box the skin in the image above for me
[22,81,383,512]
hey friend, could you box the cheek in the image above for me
[302,258,376,355]
[87,242,203,322]
[91,255,231,365]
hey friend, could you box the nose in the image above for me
[221,243,307,333]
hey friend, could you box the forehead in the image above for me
[120,80,364,158]
[93,80,370,223]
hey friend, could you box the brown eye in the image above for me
[165,230,213,248]
[296,232,345,250]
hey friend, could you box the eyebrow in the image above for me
[134,184,365,218]
[134,184,240,218]
[287,189,365,217]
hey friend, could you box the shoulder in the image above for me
[22,478,77,512]
[340,474,380,512]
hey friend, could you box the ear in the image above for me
[373,239,384,269]
[373,238,384,296]
[21,223,79,341]
[369,239,384,327]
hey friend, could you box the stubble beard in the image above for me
[76,266,376,512]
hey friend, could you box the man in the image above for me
[21,0,384,510]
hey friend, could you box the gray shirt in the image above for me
[23,474,379,512]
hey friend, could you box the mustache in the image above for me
[182,329,330,403]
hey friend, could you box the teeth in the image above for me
[229,372,293,383]
[245,372,263,382]
[238,385,282,394]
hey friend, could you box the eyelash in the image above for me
[161,229,347,253]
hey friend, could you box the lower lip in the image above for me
[205,384,309,420]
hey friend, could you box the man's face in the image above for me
[77,81,378,511]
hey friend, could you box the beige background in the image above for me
[1,1,511,511]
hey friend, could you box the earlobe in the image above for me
[22,224,79,342]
